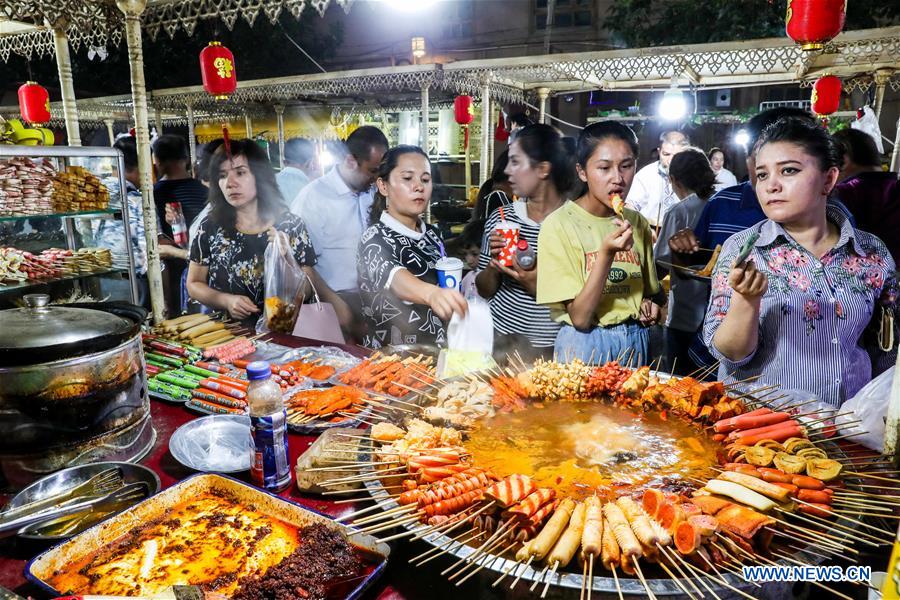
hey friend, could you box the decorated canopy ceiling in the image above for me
[0,0,351,60]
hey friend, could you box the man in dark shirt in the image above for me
[152,134,209,314]
[152,135,208,236]
[833,128,899,263]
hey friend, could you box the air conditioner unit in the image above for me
[715,89,731,107]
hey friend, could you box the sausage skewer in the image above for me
[580,496,603,600]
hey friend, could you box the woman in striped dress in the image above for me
[703,117,897,407]
[475,124,573,361]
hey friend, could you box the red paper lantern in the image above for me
[786,0,846,51]
[811,75,842,116]
[454,95,475,125]
[18,81,50,125]
[199,42,237,100]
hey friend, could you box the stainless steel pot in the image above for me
[0,295,155,490]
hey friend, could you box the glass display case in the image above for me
[0,145,139,309]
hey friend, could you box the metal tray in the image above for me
[5,462,160,541]
[356,376,864,598]
[26,473,390,599]
[285,386,374,435]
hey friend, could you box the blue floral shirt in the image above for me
[703,206,897,407]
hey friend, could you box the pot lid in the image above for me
[0,294,132,353]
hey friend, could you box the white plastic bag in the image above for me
[437,297,496,378]
[836,366,894,451]
[447,297,493,354]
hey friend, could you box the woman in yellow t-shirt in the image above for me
[536,121,665,365]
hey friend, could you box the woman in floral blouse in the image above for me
[703,117,897,407]
[188,140,350,327]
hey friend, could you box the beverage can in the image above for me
[495,221,520,267]
[247,361,291,491]
[436,256,464,291]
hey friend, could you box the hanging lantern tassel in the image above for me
[811,74,842,125]
[18,82,51,125]
[222,124,232,160]
[785,0,846,51]
[494,109,510,142]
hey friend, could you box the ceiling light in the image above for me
[411,36,426,59]
[658,86,687,121]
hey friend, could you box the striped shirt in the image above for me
[479,201,560,348]
[702,206,898,407]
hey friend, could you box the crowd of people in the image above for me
[107,106,898,408]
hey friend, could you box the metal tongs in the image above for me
[0,467,124,522]
[0,481,148,538]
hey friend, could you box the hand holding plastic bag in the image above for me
[257,229,308,334]
[437,297,496,378]
[836,366,894,451]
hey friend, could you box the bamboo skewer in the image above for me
[610,566,624,600]
[509,555,535,590]
[411,530,486,567]
[773,511,866,550]
[663,549,722,600]
[632,560,658,600]
[457,540,517,586]
[447,531,511,581]
[528,564,550,593]
[692,549,759,600]
[540,561,559,599]
[442,520,512,577]
[654,554,697,600]
[454,536,514,585]
[492,553,524,588]
[407,502,496,543]
[348,504,415,527]
[659,546,705,598]
[845,470,900,483]
[580,556,589,600]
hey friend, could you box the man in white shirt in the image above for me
[626,130,690,226]
[290,126,387,292]
[276,138,320,204]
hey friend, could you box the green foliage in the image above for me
[605,0,900,47]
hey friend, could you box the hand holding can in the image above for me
[495,221,520,267]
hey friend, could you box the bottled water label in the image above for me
[250,409,291,490]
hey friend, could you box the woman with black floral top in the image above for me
[187,140,351,328]
[357,146,468,348]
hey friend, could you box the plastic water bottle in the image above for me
[246,361,291,491]
[515,238,536,270]
[168,202,188,247]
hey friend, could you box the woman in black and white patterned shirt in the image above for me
[357,146,468,348]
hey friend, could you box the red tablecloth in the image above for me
[0,335,490,599]
[0,333,894,599]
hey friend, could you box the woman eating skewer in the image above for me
[703,117,897,407]
[537,121,665,365]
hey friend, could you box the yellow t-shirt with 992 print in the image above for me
[536,200,661,328]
